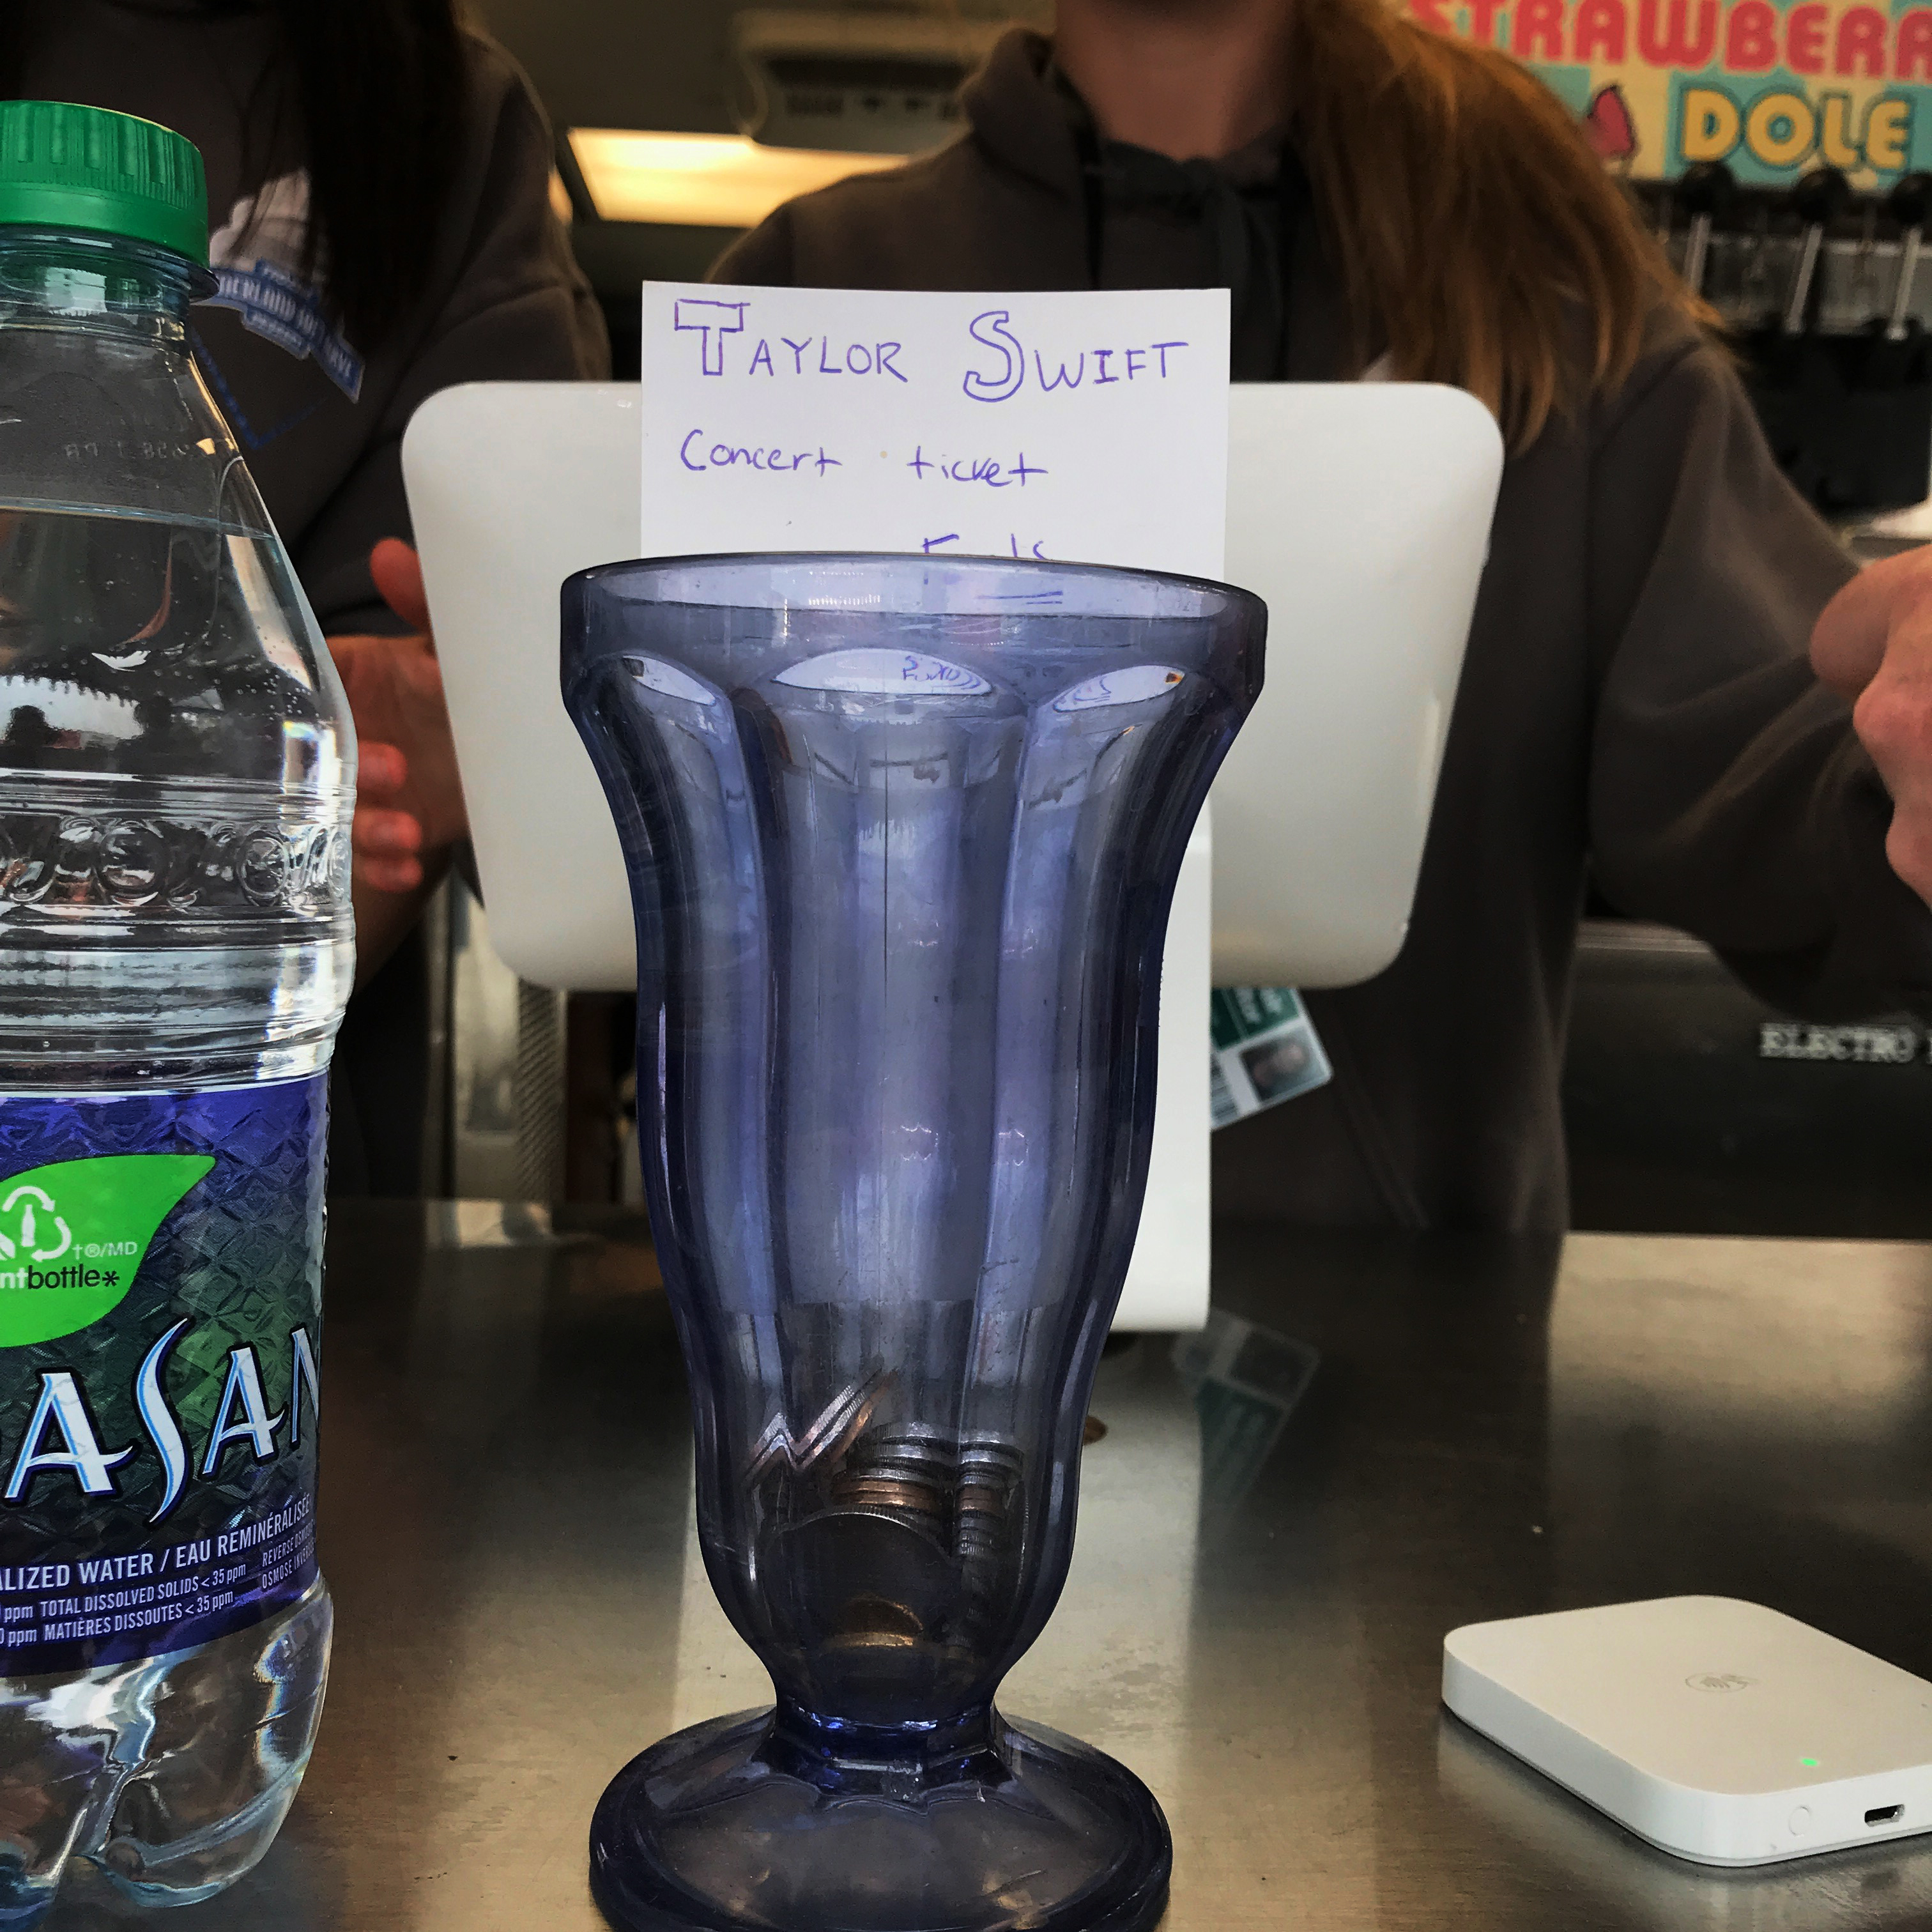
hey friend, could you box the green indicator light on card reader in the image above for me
[1801,1758,1820,1768]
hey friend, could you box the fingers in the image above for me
[358,852,424,893]
[353,803,425,895]
[369,538,431,638]
[1821,551,1932,910]
[1856,655,1932,907]
[1812,549,1932,700]
[355,803,421,857]
[358,741,408,797]
[1885,811,1932,907]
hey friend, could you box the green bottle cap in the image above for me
[0,100,208,267]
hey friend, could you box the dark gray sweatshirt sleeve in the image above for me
[295,40,609,634]
[712,205,798,288]
[1585,337,1932,1011]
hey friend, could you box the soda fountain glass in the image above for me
[564,553,1263,1932]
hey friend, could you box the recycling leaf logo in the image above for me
[0,1183,72,1264]
[0,1154,212,1348]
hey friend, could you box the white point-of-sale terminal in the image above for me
[1443,1597,1932,1866]
[404,282,1501,1328]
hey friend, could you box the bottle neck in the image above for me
[0,227,209,348]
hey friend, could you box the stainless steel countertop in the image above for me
[47,1205,1932,1930]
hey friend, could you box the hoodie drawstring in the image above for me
[1073,126,1307,382]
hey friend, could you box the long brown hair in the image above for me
[1284,0,1713,447]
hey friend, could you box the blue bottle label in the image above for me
[0,1077,325,1675]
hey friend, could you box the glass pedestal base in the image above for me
[588,1705,1172,1932]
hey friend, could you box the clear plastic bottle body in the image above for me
[0,229,351,1922]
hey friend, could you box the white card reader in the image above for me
[1442,1596,1932,1866]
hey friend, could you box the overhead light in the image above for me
[729,9,1004,155]
[566,129,901,229]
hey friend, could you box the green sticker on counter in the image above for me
[0,1155,213,1347]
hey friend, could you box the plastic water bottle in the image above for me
[0,103,352,1920]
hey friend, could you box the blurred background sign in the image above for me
[1414,0,1932,188]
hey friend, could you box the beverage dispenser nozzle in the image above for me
[1676,161,1735,298]
[1853,200,1881,321]
[1784,167,1849,334]
[1885,172,1932,341]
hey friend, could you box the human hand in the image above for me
[1813,548,1932,907]
[327,539,468,893]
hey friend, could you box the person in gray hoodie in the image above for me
[5,0,610,1193]
[715,0,1932,1232]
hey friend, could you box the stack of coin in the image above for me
[955,1437,1023,1559]
[829,1422,958,1542]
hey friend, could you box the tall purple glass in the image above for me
[564,553,1262,1932]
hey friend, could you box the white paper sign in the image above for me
[640,281,1230,576]
[636,280,1228,1331]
